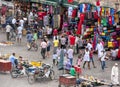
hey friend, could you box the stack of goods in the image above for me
[0,41,14,46]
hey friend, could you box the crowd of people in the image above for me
[0,7,120,86]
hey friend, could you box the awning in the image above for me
[62,0,78,8]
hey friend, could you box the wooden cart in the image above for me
[58,74,76,87]
[0,60,11,72]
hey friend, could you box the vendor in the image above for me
[70,66,76,76]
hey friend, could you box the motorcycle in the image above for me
[10,62,33,78]
[27,63,55,84]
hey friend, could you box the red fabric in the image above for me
[72,9,77,18]
[96,0,100,6]
[53,29,58,36]
[80,13,85,23]
[1,6,7,15]
[74,66,82,74]
[37,12,47,20]
[118,49,120,59]
[77,22,82,35]
[94,12,98,19]
[69,35,75,45]
[68,0,73,3]
[109,16,112,25]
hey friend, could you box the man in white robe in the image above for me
[111,63,119,86]
[96,40,104,59]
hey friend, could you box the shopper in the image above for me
[40,39,47,59]
[16,26,23,43]
[111,63,119,86]
[83,48,90,69]
[5,23,12,41]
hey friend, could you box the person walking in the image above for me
[16,25,23,43]
[67,46,74,65]
[5,23,12,41]
[111,63,119,86]
[40,39,47,59]
[83,48,90,69]
[89,48,96,68]
[100,50,107,71]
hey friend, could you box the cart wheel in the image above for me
[10,70,19,78]
[28,74,35,84]
[49,70,55,80]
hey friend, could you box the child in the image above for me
[76,55,82,67]
[52,52,57,66]
[89,48,96,68]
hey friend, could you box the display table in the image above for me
[0,60,11,72]
[58,74,76,87]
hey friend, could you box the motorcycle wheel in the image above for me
[28,74,35,84]
[10,70,19,78]
[49,70,55,80]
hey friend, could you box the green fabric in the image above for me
[33,33,38,40]
[70,68,76,76]
[101,18,107,26]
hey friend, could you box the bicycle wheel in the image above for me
[28,74,35,84]
[49,70,55,80]
[10,70,19,78]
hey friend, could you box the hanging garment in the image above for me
[57,15,61,28]
[112,16,115,25]
[87,4,91,12]
[114,14,119,23]
[68,0,73,3]
[80,13,85,23]
[72,9,77,18]
[101,18,107,26]
[68,7,73,17]
[77,21,82,35]
[79,4,83,13]
[102,7,105,16]
[88,12,92,19]
[49,6,53,14]
[109,16,112,25]
[96,0,100,6]
[97,6,101,16]
[43,16,49,26]
[82,4,86,13]
[110,8,115,16]
[94,11,98,19]
[53,15,58,28]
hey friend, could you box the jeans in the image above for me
[69,58,73,65]
[101,61,105,70]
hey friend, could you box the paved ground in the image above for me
[0,30,120,87]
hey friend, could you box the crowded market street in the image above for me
[0,0,120,87]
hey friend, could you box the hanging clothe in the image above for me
[68,7,73,17]
[112,16,115,25]
[43,15,49,26]
[108,16,112,25]
[72,9,77,18]
[101,18,107,26]
[114,14,119,23]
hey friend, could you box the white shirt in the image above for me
[17,26,23,34]
[96,43,104,52]
[19,19,24,27]
[41,41,47,48]
[67,48,74,58]
[101,52,106,61]
[87,43,92,51]
[111,50,117,57]
[12,18,16,24]
[6,25,11,32]
[52,54,57,59]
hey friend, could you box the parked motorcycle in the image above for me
[28,63,55,84]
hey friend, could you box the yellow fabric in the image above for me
[108,42,113,48]
[53,40,59,47]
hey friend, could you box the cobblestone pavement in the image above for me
[0,30,120,87]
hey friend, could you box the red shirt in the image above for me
[53,29,58,36]
[69,35,75,45]
[109,16,112,25]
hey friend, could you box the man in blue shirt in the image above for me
[9,53,17,67]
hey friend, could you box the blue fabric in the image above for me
[97,6,101,16]
[87,4,91,12]
[110,8,114,15]
[79,4,83,13]
[101,61,105,70]
[112,16,115,24]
